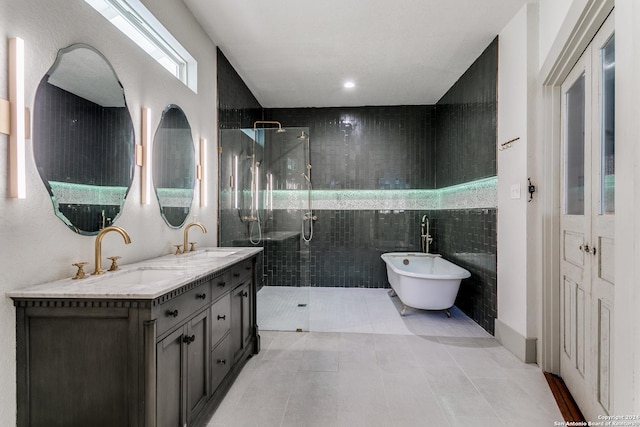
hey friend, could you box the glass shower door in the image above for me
[219,127,312,332]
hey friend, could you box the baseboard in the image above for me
[494,318,537,363]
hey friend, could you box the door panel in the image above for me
[564,231,585,268]
[597,299,612,412]
[598,237,615,284]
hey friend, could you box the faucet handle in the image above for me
[72,262,89,280]
[174,244,183,255]
[189,242,197,252]
[107,256,122,271]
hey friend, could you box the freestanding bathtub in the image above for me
[381,252,471,317]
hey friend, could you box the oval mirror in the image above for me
[153,105,195,228]
[33,44,135,235]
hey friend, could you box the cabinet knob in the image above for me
[196,293,206,300]
[217,314,226,320]
[217,359,226,365]
[217,281,226,288]
[167,309,179,318]
[183,334,196,344]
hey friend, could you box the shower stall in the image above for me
[218,123,314,331]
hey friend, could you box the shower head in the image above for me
[253,120,286,133]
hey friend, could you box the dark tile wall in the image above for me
[435,37,498,187]
[265,106,436,189]
[217,48,262,129]
[428,209,497,333]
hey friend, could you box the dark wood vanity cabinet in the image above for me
[12,255,259,427]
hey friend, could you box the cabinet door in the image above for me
[186,309,210,421]
[241,281,252,351]
[231,280,253,361]
[157,328,185,427]
[231,284,243,361]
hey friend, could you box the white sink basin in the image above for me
[191,249,238,259]
[96,267,188,285]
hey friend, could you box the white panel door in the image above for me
[560,12,615,420]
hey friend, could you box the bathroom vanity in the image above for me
[8,247,261,427]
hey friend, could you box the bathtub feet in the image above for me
[388,289,397,297]
[445,309,451,318]
[400,305,408,316]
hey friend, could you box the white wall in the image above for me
[497,5,530,337]
[0,0,219,423]
[496,2,539,359]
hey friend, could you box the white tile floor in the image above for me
[207,287,563,427]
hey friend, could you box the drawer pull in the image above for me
[241,291,248,298]
[217,359,226,365]
[233,273,240,278]
[196,293,206,300]
[217,281,226,288]
[182,334,196,344]
[245,266,251,271]
[167,309,179,318]
[217,314,226,320]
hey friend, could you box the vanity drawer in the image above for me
[230,259,253,283]
[211,333,232,391]
[210,272,231,301]
[211,293,231,348]
[157,284,210,335]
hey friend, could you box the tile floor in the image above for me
[206,287,563,427]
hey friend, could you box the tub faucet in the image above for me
[93,226,131,275]
[421,215,433,253]
[183,222,207,252]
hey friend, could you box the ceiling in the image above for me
[184,0,529,108]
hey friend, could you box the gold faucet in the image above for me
[183,222,207,253]
[93,226,132,275]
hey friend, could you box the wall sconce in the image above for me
[198,137,207,207]
[1,37,26,199]
[140,107,151,204]
[267,173,273,211]
[233,155,238,209]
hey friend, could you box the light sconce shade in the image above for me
[233,155,238,209]
[140,107,151,204]
[8,37,26,199]
[199,137,207,207]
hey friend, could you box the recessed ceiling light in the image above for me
[343,81,355,89]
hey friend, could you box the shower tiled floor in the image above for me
[206,286,563,427]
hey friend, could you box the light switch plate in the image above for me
[511,184,521,199]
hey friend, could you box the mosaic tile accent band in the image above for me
[264,176,497,210]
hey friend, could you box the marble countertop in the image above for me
[7,247,263,300]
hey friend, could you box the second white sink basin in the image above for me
[192,249,238,259]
